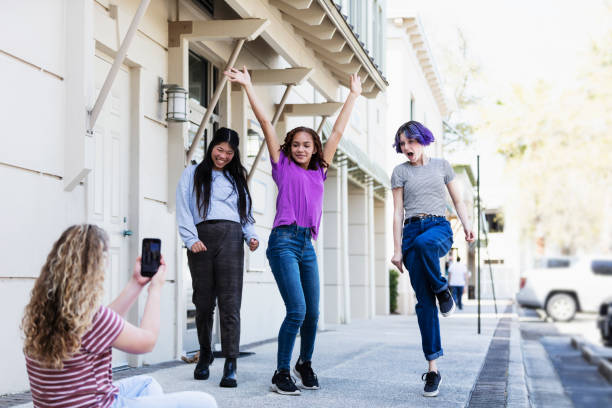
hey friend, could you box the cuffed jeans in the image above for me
[402,217,453,361]
[111,375,216,407]
[266,225,320,371]
[187,220,244,359]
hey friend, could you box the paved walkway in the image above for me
[9,301,514,408]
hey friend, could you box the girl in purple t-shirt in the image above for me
[226,67,361,395]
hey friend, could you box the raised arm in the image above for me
[446,179,475,242]
[390,187,405,273]
[322,74,362,165]
[225,66,280,163]
[111,257,167,354]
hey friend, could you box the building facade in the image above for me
[0,0,397,394]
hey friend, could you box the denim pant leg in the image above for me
[112,376,217,408]
[267,229,306,371]
[451,286,460,304]
[298,240,320,363]
[455,286,464,309]
[403,219,453,361]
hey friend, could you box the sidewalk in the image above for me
[10,301,514,408]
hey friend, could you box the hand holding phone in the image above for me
[141,238,161,277]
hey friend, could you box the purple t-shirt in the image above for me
[271,150,327,240]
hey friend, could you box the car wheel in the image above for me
[546,293,577,322]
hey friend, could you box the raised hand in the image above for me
[350,73,362,96]
[224,66,252,88]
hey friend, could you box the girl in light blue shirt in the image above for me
[176,127,258,388]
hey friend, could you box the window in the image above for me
[247,120,263,158]
[187,51,220,163]
[188,51,219,114]
[344,1,385,75]
[192,0,213,15]
[485,212,504,233]
[591,260,612,275]
[533,258,572,269]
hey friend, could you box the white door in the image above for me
[90,54,131,367]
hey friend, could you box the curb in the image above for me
[597,357,612,384]
[571,335,612,384]
[507,311,530,408]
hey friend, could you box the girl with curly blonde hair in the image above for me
[22,224,216,408]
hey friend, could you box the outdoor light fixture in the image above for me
[159,78,188,122]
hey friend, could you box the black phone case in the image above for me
[141,238,161,277]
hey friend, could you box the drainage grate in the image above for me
[467,306,512,407]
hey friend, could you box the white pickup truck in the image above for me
[516,256,612,321]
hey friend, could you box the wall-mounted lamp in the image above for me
[159,77,188,122]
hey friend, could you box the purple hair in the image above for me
[393,121,435,153]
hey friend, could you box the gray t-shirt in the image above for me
[391,158,455,220]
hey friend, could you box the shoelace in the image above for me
[421,372,437,386]
[278,372,296,386]
[300,362,318,382]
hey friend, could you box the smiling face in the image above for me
[290,131,316,168]
[399,133,424,164]
[211,142,235,170]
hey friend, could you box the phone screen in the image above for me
[141,238,161,277]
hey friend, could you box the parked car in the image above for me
[517,256,612,322]
[598,297,612,346]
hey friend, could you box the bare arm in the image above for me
[108,257,149,317]
[446,179,475,242]
[390,187,405,273]
[111,257,167,354]
[322,74,362,165]
[225,66,280,163]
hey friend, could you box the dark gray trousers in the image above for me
[187,220,244,359]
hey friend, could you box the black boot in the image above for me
[193,352,214,380]
[219,357,237,387]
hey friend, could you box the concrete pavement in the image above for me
[7,301,515,408]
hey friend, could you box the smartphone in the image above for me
[141,238,161,277]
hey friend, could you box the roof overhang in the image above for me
[389,14,449,116]
[225,0,388,99]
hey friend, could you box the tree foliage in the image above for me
[479,31,612,254]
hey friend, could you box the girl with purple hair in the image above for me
[390,121,474,397]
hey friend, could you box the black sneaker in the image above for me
[271,370,301,395]
[436,289,456,317]
[293,359,320,389]
[422,370,442,397]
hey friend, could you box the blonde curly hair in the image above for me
[22,224,108,369]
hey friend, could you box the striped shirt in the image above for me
[391,158,456,220]
[25,306,125,408]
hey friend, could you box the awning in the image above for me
[226,0,388,99]
[389,14,449,116]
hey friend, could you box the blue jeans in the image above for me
[266,225,320,371]
[451,286,464,310]
[111,375,216,408]
[402,217,453,361]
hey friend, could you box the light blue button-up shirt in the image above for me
[176,164,258,249]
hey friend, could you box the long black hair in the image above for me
[193,127,254,225]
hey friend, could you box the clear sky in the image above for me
[408,0,611,89]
